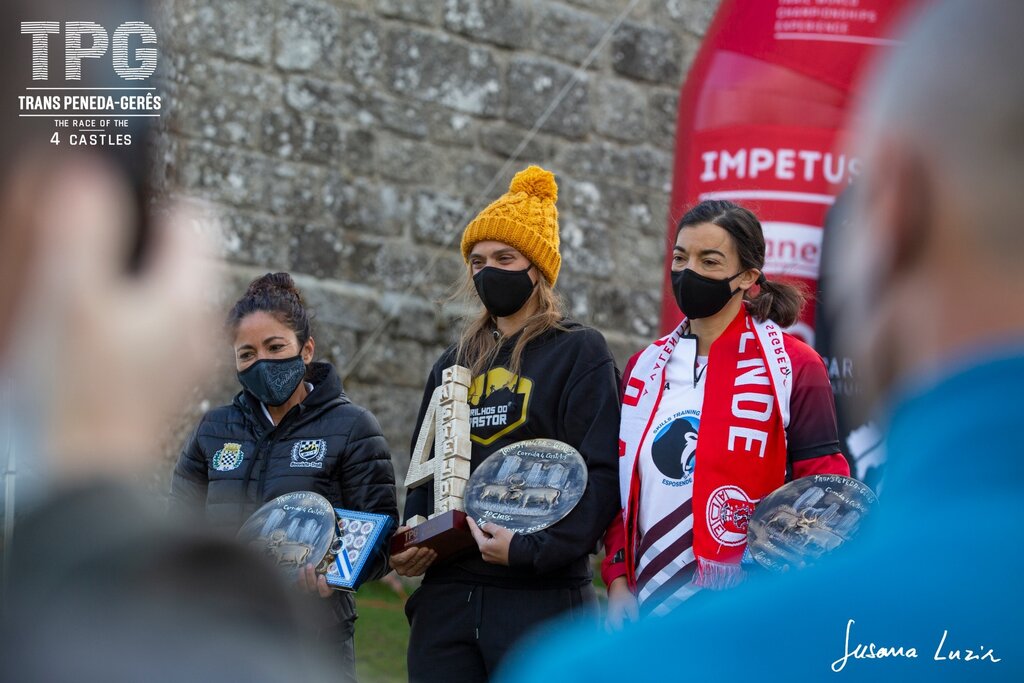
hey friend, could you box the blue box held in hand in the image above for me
[325,508,395,591]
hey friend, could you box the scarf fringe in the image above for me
[694,557,745,591]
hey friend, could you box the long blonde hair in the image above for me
[453,265,566,393]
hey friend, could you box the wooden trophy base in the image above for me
[390,510,477,562]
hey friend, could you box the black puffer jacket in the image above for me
[170,362,398,592]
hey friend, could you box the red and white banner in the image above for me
[661,0,925,341]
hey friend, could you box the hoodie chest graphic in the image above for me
[468,367,534,446]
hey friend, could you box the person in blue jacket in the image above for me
[496,1,1024,680]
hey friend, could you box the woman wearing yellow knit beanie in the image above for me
[391,165,621,682]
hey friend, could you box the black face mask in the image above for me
[473,265,537,318]
[237,355,306,407]
[671,268,744,320]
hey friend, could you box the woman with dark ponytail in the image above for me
[602,200,849,625]
[169,272,398,683]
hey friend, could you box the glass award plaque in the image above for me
[238,491,339,584]
[238,491,394,591]
[464,438,587,534]
[746,474,878,572]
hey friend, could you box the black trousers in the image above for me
[405,582,597,683]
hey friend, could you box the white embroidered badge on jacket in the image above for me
[290,439,327,468]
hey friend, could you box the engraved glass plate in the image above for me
[465,439,587,534]
[237,491,338,583]
[746,474,878,572]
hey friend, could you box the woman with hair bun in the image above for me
[170,272,398,683]
[602,200,849,626]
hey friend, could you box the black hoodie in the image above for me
[405,321,621,588]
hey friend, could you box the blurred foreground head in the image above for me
[0,156,216,485]
[0,0,217,487]
[833,0,1024,407]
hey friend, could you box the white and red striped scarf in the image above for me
[620,306,793,590]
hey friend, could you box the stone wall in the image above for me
[150,0,720,494]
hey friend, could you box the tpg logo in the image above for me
[21,21,157,81]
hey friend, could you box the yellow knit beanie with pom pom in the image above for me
[461,165,561,286]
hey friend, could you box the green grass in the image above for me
[354,580,410,683]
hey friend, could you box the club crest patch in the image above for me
[706,485,757,547]
[212,442,245,472]
[291,439,327,468]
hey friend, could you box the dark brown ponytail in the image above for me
[677,200,806,327]
[746,275,806,328]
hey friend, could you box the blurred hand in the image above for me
[1,156,218,481]
[605,576,639,631]
[389,525,437,577]
[467,518,513,566]
[297,563,333,598]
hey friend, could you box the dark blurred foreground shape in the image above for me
[0,2,339,680]
[4,484,339,683]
